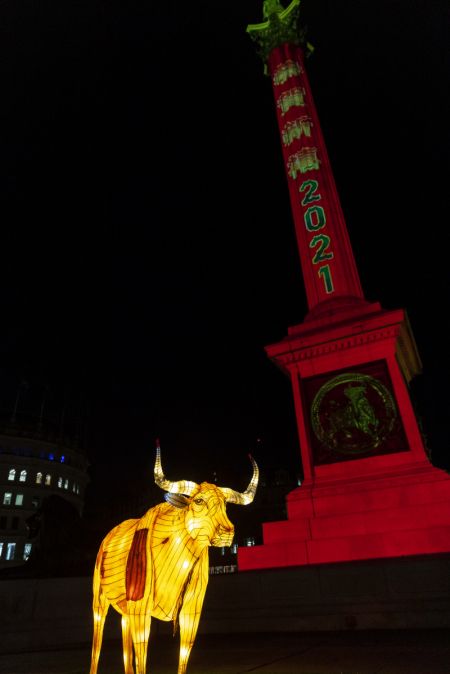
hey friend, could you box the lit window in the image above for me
[57,477,63,488]
[19,470,27,482]
[32,498,40,509]
[0,542,3,558]
[23,543,32,561]
[15,494,24,506]
[3,492,12,506]
[48,454,55,461]
[76,485,80,494]
[36,472,43,484]
[231,543,238,554]
[64,479,69,490]
[220,546,226,556]
[60,455,65,463]
[245,537,255,547]
[72,483,76,492]
[8,468,16,481]
[6,542,16,561]
[45,474,51,486]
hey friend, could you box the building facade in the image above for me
[0,421,89,569]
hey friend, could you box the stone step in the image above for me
[239,525,450,570]
[287,471,450,519]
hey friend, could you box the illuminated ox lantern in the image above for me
[89,446,259,674]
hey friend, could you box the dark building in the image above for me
[0,414,89,569]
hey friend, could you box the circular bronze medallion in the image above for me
[310,372,397,455]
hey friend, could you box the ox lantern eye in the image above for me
[194,498,204,505]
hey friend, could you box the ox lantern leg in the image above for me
[121,615,134,674]
[89,590,110,674]
[178,611,202,674]
[176,550,209,674]
[129,611,151,674]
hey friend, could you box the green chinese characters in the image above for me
[287,147,320,179]
[272,58,303,85]
[277,87,306,116]
[282,116,313,146]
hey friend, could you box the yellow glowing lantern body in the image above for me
[89,447,258,674]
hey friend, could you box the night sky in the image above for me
[1,0,448,505]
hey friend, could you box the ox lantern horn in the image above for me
[89,444,259,674]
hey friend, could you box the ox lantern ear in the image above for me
[164,493,190,509]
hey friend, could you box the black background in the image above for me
[0,1,448,507]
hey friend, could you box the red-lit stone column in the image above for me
[239,1,450,571]
[267,42,364,312]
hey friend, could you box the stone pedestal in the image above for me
[239,303,450,570]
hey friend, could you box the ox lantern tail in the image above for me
[89,445,259,674]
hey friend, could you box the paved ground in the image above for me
[0,630,449,674]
